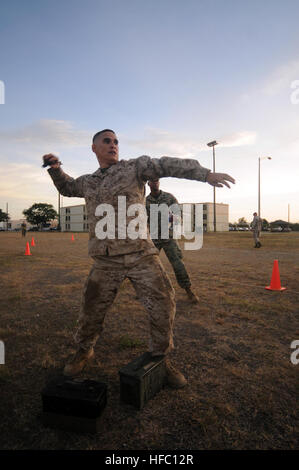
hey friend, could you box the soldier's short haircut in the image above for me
[92,129,116,143]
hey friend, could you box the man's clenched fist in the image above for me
[42,154,62,169]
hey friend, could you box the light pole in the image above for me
[258,156,272,218]
[57,191,61,231]
[207,140,218,232]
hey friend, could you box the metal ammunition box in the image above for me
[119,352,166,409]
[41,376,107,433]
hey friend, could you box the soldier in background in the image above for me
[43,129,235,388]
[146,179,199,304]
[251,212,262,248]
[21,221,27,237]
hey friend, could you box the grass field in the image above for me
[0,231,298,450]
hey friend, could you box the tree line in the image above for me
[229,217,299,231]
[0,203,58,230]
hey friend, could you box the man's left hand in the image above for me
[206,172,235,188]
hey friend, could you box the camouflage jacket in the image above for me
[146,190,179,240]
[48,155,210,256]
[251,215,262,231]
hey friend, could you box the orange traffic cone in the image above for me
[265,260,286,291]
[31,237,35,247]
[71,234,74,241]
[25,242,32,256]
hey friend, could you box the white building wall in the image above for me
[61,205,88,232]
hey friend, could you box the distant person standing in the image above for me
[251,212,262,248]
[21,222,27,237]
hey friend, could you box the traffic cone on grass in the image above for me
[265,260,286,291]
[25,242,31,256]
[31,237,35,247]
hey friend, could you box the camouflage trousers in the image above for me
[153,239,191,289]
[74,252,176,356]
[253,230,260,244]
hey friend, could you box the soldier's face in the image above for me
[148,180,160,192]
[92,131,119,167]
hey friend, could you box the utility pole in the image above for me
[57,192,61,231]
[207,141,218,232]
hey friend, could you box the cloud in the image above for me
[0,119,91,149]
[218,131,257,148]
[0,163,50,199]
[124,127,257,157]
[262,59,299,96]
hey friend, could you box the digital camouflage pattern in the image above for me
[146,190,191,289]
[251,214,262,244]
[74,252,176,355]
[47,156,210,355]
[48,156,210,256]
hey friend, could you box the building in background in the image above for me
[60,202,229,233]
[61,205,89,232]
[0,219,34,231]
[202,203,229,232]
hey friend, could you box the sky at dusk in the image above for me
[1,0,299,223]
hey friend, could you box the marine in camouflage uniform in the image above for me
[21,222,27,237]
[43,129,235,387]
[251,212,262,248]
[146,179,199,303]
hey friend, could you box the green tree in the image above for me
[23,203,57,229]
[238,217,248,227]
[0,209,9,222]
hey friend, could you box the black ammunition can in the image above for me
[119,352,166,409]
[41,376,107,433]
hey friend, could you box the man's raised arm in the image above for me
[136,156,235,188]
[42,153,87,198]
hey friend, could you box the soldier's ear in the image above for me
[92,144,96,154]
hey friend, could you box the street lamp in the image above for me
[207,140,218,232]
[57,191,61,231]
[258,156,272,218]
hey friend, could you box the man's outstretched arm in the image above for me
[42,153,87,198]
[136,155,235,188]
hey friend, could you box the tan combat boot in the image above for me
[63,348,95,377]
[185,287,199,304]
[165,359,187,389]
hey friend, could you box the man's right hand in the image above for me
[42,154,61,169]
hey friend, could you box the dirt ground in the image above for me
[0,231,298,450]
